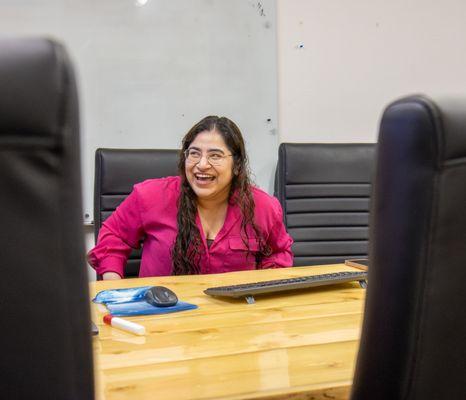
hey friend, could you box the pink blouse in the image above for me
[88,176,293,277]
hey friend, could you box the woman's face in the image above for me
[185,129,235,203]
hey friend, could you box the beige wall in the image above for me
[276,0,466,143]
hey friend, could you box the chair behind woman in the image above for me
[275,142,376,266]
[94,148,179,277]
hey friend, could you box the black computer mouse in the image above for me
[144,286,178,307]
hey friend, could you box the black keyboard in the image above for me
[204,271,367,303]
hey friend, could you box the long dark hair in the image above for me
[171,116,271,275]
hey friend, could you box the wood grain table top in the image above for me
[90,264,366,400]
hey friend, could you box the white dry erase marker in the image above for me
[103,314,146,336]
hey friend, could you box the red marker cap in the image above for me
[102,314,146,335]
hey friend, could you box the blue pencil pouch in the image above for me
[93,286,198,317]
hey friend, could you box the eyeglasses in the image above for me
[184,149,233,166]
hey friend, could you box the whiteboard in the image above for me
[0,0,278,224]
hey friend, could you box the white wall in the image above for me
[84,225,96,280]
[0,0,278,225]
[276,0,466,143]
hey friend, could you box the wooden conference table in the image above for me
[90,264,366,400]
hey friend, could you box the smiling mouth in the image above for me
[194,173,216,182]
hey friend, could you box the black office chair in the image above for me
[0,38,94,399]
[351,95,466,399]
[275,143,376,266]
[94,148,179,278]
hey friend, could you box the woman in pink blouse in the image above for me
[88,116,293,279]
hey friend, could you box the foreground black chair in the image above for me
[352,95,466,399]
[0,38,94,398]
[94,148,179,277]
[275,143,376,266]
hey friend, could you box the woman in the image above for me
[88,116,293,279]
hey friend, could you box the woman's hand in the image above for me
[102,272,122,280]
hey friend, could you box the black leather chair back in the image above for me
[0,38,94,399]
[275,143,376,266]
[352,95,466,399]
[94,148,179,277]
